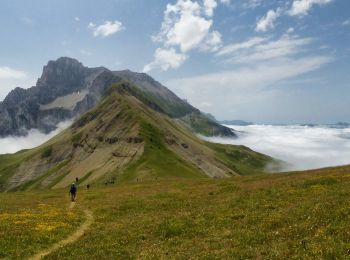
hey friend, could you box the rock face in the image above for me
[0,57,106,136]
[0,57,235,138]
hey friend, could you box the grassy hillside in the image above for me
[0,82,276,191]
[1,165,350,259]
[181,111,236,137]
[119,122,205,182]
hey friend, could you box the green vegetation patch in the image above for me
[107,81,195,118]
[302,177,339,188]
[206,142,275,175]
[120,121,205,181]
[41,146,53,158]
[157,218,196,239]
[71,132,83,145]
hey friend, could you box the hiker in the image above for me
[76,177,79,183]
[70,183,77,202]
[87,184,90,190]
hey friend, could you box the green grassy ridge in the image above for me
[136,90,195,118]
[205,142,276,176]
[105,91,206,181]
[108,82,233,137]
[111,88,268,180]
[119,121,206,182]
[108,81,196,118]
[181,112,236,137]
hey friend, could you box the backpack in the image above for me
[70,184,77,193]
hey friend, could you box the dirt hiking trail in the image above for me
[29,202,93,260]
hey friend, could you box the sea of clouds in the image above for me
[1,121,350,171]
[0,120,72,154]
[204,124,350,171]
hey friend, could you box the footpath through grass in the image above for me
[0,190,84,259]
[2,166,350,259]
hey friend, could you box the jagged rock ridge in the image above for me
[0,57,235,138]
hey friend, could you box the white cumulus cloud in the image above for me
[200,30,222,52]
[288,0,333,17]
[145,0,224,72]
[256,8,282,32]
[166,12,212,52]
[253,0,334,33]
[204,0,218,17]
[143,48,187,73]
[154,0,217,52]
[89,20,125,37]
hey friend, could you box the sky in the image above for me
[0,0,349,124]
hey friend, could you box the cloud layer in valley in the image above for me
[0,120,72,154]
[204,124,350,171]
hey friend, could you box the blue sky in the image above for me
[0,0,349,123]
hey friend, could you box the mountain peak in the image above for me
[36,57,87,87]
[48,57,84,69]
[0,57,233,138]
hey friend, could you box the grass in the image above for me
[0,190,84,259]
[0,149,36,190]
[41,146,53,158]
[2,165,350,259]
[206,141,276,175]
[181,112,234,137]
[71,132,83,145]
[111,81,195,118]
[120,121,205,181]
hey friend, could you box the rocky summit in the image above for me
[0,57,234,138]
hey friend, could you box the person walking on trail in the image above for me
[70,183,77,202]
